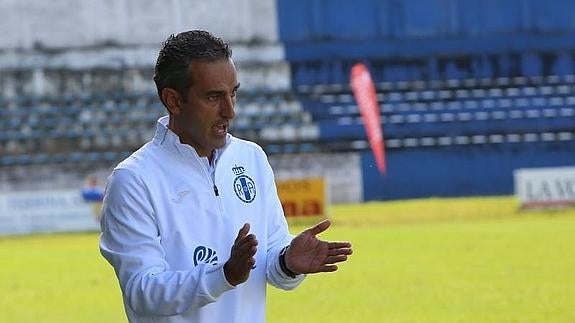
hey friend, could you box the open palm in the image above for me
[285,220,352,274]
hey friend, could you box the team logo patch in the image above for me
[232,165,256,203]
[193,246,218,266]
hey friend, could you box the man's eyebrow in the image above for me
[206,84,240,96]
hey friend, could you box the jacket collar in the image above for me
[152,116,232,161]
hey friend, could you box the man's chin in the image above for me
[212,136,228,149]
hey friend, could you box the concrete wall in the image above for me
[0,0,289,95]
[0,0,279,50]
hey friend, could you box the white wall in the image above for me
[0,0,279,49]
[0,0,289,94]
[0,189,100,236]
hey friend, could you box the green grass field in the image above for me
[1,196,574,322]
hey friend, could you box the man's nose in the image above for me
[220,95,235,119]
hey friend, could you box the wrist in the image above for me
[221,263,237,288]
[224,261,242,286]
[279,246,298,278]
[223,262,236,286]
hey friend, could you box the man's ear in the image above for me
[161,88,182,115]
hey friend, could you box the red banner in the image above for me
[350,63,386,174]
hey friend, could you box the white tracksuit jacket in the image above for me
[100,117,305,323]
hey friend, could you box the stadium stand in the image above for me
[1,0,574,201]
[0,90,314,166]
[301,74,575,145]
[276,0,575,200]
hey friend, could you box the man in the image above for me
[99,30,352,323]
[81,175,104,221]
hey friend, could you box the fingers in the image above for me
[225,223,258,286]
[325,254,349,264]
[234,224,258,259]
[235,223,250,243]
[328,241,352,249]
[322,241,353,268]
[318,264,338,273]
[234,223,257,260]
[307,219,331,236]
[328,246,353,257]
[236,234,258,257]
[323,244,352,265]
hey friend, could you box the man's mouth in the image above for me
[214,123,228,136]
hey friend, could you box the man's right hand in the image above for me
[224,223,258,286]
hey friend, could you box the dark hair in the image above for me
[153,30,232,106]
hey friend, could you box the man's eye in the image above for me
[207,95,219,101]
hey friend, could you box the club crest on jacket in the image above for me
[232,165,256,203]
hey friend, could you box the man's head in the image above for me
[154,30,232,102]
[154,30,239,158]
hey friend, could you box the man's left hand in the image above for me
[285,219,352,274]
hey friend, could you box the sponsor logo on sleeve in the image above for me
[193,246,218,266]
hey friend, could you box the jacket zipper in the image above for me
[211,171,225,217]
[194,152,225,216]
[194,154,219,197]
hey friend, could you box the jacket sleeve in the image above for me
[260,152,306,290]
[99,169,234,316]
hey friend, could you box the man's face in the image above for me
[170,58,239,157]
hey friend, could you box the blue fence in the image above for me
[361,140,575,201]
